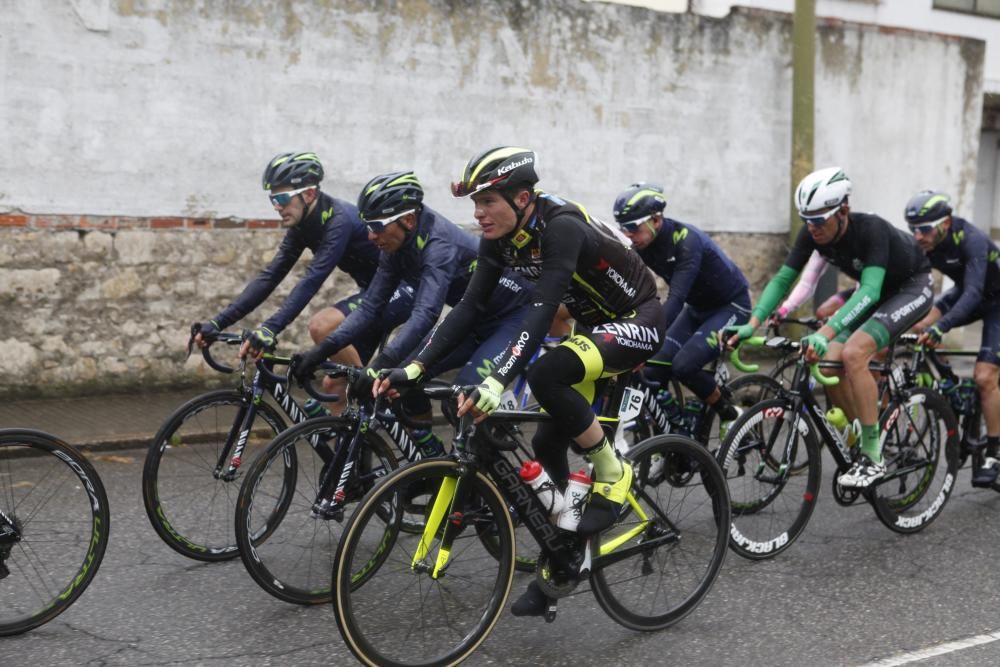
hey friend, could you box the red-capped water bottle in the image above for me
[557,469,593,532]
[519,460,565,520]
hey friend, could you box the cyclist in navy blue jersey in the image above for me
[727,167,933,489]
[373,147,664,617]
[194,153,414,386]
[293,171,534,428]
[613,183,750,424]
[906,190,1000,486]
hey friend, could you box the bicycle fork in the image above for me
[412,475,463,579]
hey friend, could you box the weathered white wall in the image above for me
[0,0,987,394]
[0,0,984,232]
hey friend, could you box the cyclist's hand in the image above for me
[800,332,829,362]
[242,326,277,360]
[916,325,944,348]
[290,345,328,385]
[192,320,221,349]
[457,377,504,424]
[372,363,423,397]
[724,323,755,349]
[353,367,380,399]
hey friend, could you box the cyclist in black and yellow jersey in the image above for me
[727,167,933,489]
[374,147,664,616]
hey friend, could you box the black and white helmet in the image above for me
[794,167,852,215]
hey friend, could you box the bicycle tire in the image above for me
[333,458,515,667]
[590,434,729,631]
[142,389,288,561]
[716,398,822,560]
[869,387,959,534]
[0,429,110,636]
[236,415,397,605]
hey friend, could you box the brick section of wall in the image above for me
[5,213,279,231]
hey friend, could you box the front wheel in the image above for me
[715,398,822,560]
[0,430,111,636]
[333,458,515,667]
[869,388,959,534]
[590,434,730,631]
[236,415,396,605]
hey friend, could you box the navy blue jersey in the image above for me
[637,219,749,325]
[323,206,530,367]
[214,192,379,333]
[927,216,1000,330]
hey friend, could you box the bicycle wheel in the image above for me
[589,434,729,631]
[0,430,110,636]
[333,459,515,667]
[869,388,959,534]
[236,415,396,605]
[716,398,822,560]
[142,389,288,561]
[693,373,784,455]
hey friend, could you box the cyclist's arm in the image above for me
[260,224,351,334]
[778,251,828,316]
[660,228,704,325]
[315,259,400,358]
[490,216,582,388]
[936,235,988,332]
[748,226,813,324]
[373,236,459,368]
[414,249,504,371]
[213,232,303,329]
[935,287,960,317]
[825,265,885,336]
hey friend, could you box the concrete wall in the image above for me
[0,0,986,395]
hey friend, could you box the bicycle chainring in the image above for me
[831,476,862,506]
[534,551,583,599]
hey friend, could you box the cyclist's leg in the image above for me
[839,272,933,487]
[310,294,366,414]
[643,304,697,387]
[973,300,1000,484]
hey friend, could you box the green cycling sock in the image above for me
[860,424,881,464]
[585,437,623,483]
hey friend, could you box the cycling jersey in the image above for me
[417,192,660,386]
[925,216,1000,332]
[214,192,379,333]
[784,212,930,291]
[320,206,532,368]
[637,218,749,325]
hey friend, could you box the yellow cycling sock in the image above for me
[586,437,623,482]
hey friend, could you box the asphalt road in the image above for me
[5,443,1000,667]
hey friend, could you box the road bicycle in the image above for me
[142,329,424,562]
[331,375,731,667]
[0,429,110,636]
[716,336,959,560]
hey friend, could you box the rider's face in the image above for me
[806,206,845,245]
[367,213,414,254]
[269,185,316,227]
[471,190,529,240]
[621,215,661,250]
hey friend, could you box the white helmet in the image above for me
[795,167,852,215]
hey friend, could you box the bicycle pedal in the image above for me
[544,601,558,623]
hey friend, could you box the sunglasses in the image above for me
[908,216,948,236]
[618,215,655,233]
[365,209,415,233]
[799,206,842,226]
[268,185,315,207]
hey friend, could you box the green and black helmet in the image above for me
[904,190,952,225]
[357,171,424,222]
[451,146,538,198]
[613,183,667,225]
[262,152,324,191]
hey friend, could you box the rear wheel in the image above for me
[590,434,729,631]
[869,388,959,533]
[0,430,110,636]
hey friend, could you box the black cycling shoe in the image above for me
[971,459,999,488]
[510,581,548,617]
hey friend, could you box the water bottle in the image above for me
[683,398,704,437]
[519,460,564,520]
[825,407,858,447]
[556,469,593,532]
[656,389,683,424]
[303,398,329,419]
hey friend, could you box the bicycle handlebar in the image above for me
[187,324,243,374]
[728,336,766,373]
[297,361,358,402]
